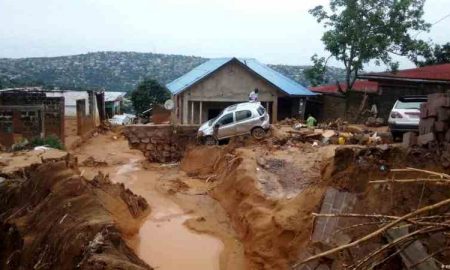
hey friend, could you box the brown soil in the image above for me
[0,150,151,270]
[315,145,450,268]
[71,132,246,270]
[175,142,337,269]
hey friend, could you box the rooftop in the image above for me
[360,63,450,82]
[104,91,127,102]
[310,80,379,94]
[166,57,315,96]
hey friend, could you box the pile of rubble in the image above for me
[278,124,390,147]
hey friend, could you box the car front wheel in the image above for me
[204,136,218,146]
[251,127,266,139]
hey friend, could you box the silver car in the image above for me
[198,102,271,145]
[388,96,427,137]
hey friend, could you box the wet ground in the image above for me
[72,132,244,270]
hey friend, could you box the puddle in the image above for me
[112,160,223,270]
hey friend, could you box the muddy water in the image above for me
[111,159,223,270]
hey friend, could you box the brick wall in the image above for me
[318,92,373,123]
[0,91,65,146]
[123,124,198,162]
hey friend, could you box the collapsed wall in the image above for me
[124,124,198,162]
[0,151,151,270]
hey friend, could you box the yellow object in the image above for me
[338,137,346,145]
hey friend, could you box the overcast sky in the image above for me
[0,0,449,71]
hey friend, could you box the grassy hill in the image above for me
[0,51,346,91]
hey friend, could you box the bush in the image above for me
[30,135,64,150]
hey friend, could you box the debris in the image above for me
[417,132,436,146]
[402,132,418,147]
[386,226,439,270]
[346,125,365,134]
[311,188,357,245]
[34,146,52,151]
[322,130,336,138]
[81,156,108,167]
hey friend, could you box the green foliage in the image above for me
[310,0,430,91]
[131,79,170,114]
[413,42,450,66]
[303,54,327,86]
[0,52,348,91]
[30,135,64,150]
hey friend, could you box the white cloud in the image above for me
[0,0,448,71]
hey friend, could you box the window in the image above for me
[395,101,424,110]
[235,110,252,122]
[257,106,266,116]
[217,113,234,126]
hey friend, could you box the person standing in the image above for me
[306,114,317,127]
[249,88,259,102]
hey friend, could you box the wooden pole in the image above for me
[199,101,203,124]
[191,101,194,124]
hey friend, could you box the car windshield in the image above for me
[395,101,424,110]
[208,117,217,126]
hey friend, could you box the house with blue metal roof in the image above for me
[166,57,316,124]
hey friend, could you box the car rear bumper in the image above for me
[389,123,419,132]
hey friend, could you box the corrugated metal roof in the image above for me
[166,57,316,96]
[360,63,450,82]
[104,91,126,102]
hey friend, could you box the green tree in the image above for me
[130,79,170,114]
[309,0,430,92]
[413,42,450,66]
[303,54,327,86]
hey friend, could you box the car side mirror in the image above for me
[214,124,220,129]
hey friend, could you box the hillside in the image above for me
[0,51,346,91]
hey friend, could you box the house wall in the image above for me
[175,61,283,124]
[316,92,375,123]
[0,91,65,147]
[46,91,90,117]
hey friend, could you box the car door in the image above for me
[216,112,235,139]
[235,110,255,135]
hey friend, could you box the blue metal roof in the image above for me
[166,57,316,96]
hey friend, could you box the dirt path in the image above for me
[71,132,245,270]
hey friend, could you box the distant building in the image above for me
[310,80,379,122]
[309,64,450,123]
[104,92,126,118]
[45,90,91,116]
[166,57,316,124]
[359,63,450,119]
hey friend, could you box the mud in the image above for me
[0,150,150,270]
[179,144,333,270]
[73,132,246,270]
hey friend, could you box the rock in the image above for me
[417,132,436,146]
[312,188,357,245]
[346,125,365,134]
[141,138,150,143]
[403,132,418,147]
[322,130,336,138]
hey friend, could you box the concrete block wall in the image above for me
[418,93,450,145]
[124,124,199,163]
